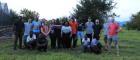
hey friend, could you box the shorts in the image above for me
[77,31,84,39]
[108,35,118,42]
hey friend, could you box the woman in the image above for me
[37,18,50,52]
[49,19,57,48]
[61,21,72,48]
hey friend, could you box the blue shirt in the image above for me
[24,22,32,35]
[32,20,41,33]
[85,22,94,34]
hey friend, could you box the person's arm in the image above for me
[61,26,63,37]
[31,21,34,32]
[41,26,47,36]
[13,23,16,32]
[117,23,121,33]
[69,26,72,37]
[22,22,25,33]
[45,26,51,36]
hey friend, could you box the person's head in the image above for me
[34,15,39,21]
[51,19,55,23]
[42,18,46,24]
[28,19,32,23]
[104,16,108,23]
[70,17,75,22]
[84,35,88,40]
[18,16,23,21]
[111,18,115,23]
[95,19,100,24]
[64,21,69,26]
[88,18,91,22]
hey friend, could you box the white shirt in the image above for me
[26,34,36,43]
[24,22,32,35]
[91,39,98,46]
[61,26,72,33]
[82,38,90,46]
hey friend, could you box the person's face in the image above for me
[88,19,91,22]
[65,22,68,26]
[112,19,115,23]
[28,19,32,23]
[95,19,99,24]
[72,19,75,22]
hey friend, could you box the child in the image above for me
[90,38,102,54]
[26,31,36,49]
[82,35,90,52]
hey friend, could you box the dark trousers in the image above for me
[62,33,71,48]
[56,35,62,48]
[50,33,56,48]
[14,32,23,50]
[72,34,77,48]
[86,34,92,42]
[93,33,100,40]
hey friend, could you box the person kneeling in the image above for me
[26,31,36,49]
[37,34,48,52]
[90,38,102,54]
[82,36,90,52]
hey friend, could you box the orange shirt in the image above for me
[69,21,78,34]
[108,22,119,36]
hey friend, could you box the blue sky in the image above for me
[1,0,140,21]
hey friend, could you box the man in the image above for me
[77,22,84,45]
[108,18,121,56]
[32,16,41,39]
[54,19,62,48]
[85,18,94,42]
[31,16,41,48]
[23,19,32,48]
[103,17,110,50]
[49,19,57,48]
[69,18,78,48]
[13,16,25,50]
[93,19,102,41]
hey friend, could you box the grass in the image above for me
[0,29,140,60]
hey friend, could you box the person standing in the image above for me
[49,19,57,49]
[85,18,94,42]
[37,18,50,52]
[77,22,85,45]
[93,19,102,41]
[69,18,78,48]
[23,19,32,48]
[54,19,62,48]
[31,16,42,40]
[13,16,25,50]
[103,17,110,50]
[108,18,121,56]
[61,21,72,48]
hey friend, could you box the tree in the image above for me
[9,10,19,24]
[20,8,39,21]
[73,0,116,23]
[126,12,140,30]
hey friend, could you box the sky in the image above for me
[1,0,140,21]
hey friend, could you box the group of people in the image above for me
[13,16,121,55]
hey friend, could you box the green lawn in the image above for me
[0,29,140,60]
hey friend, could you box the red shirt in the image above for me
[108,22,119,37]
[69,21,78,34]
[41,25,47,33]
